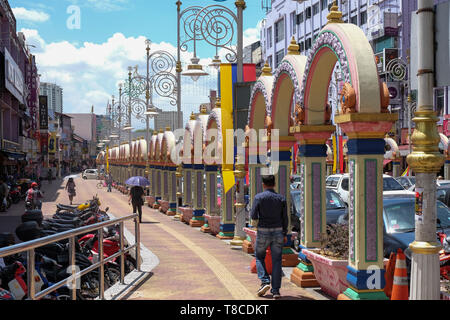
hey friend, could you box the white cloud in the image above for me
[24,25,259,128]
[12,7,50,23]
[65,0,129,12]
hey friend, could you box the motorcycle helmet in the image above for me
[31,182,38,188]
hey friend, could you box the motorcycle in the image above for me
[437,219,450,280]
[8,185,21,204]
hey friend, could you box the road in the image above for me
[35,175,327,300]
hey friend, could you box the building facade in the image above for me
[0,1,41,177]
[154,108,183,132]
[39,82,63,114]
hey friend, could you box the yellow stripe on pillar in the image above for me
[220,63,235,194]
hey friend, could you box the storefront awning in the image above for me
[1,150,27,161]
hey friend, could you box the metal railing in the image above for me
[0,213,141,300]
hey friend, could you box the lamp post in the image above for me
[406,0,444,300]
[177,0,246,82]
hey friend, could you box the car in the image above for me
[395,176,416,190]
[407,179,450,191]
[436,185,450,207]
[82,169,99,180]
[337,196,450,278]
[326,174,415,204]
[290,189,348,251]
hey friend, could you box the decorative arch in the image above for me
[300,23,386,125]
[271,54,307,136]
[384,137,399,160]
[248,76,273,131]
[162,131,176,163]
[206,108,222,163]
[155,132,164,163]
[149,134,157,162]
[183,117,196,164]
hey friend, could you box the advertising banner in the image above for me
[48,132,57,154]
[39,96,48,130]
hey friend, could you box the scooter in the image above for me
[437,220,450,280]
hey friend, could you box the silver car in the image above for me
[82,169,99,180]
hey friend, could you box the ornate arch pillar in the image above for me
[173,165,183,221]
[336,113,397,300]
[201,164,220,233]
[190,164,206,227]
[290,125,335,287]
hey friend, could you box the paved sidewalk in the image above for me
[1,175,331,301]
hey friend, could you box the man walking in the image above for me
[106,174,113,192]
[250,175,288,299]
[129,185,145,223]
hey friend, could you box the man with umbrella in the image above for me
[126,176,149,223]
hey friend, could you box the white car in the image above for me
[326,174,415,204]
[82,169,99,180]
[407,179,450,191]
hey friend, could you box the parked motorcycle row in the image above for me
[0,179,42,212]
[0,196,136,300]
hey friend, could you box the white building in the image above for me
[39,82,63,114]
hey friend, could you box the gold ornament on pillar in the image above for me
[294,103,305,125]
[326,1,343,25]
[380,82,390,113]
[287,37,300,56]
[261,61,272,77]
[340,83,356,114]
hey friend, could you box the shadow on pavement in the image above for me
[259,294,316,301]
[120,272,154,300]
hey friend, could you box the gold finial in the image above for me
[261,61,272,76]
[165,126,171,131]
[287,36,300,55]
[200,105,208,115]
[159,128,164,133]
[327,1,343,24]
[215,98,222,109]
[190,112,196,120]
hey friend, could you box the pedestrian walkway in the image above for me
[1,175,330,300]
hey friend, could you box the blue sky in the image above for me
[11,0,265,128]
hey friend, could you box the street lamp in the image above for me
[178,1,245,82]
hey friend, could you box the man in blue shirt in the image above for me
[251,175,288,299]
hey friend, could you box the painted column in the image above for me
[406,0,444,300]
[190,164,205,227]
[162,166,168,201]
[154,165,162,209]
[335,114,397,300]
[182,164,193,208]
[217,183,235,240]
[290,126,334,287]
[173,165,183,220]
[231,159,246,246]
[392,158,401,177]
[271,137,298,266]
[167,166,177,216]
[201,165,219,233]
[445,157,450,180]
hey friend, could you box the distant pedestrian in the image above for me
[65,177,76,205]
[129,185,145,223]
[47,168,52,184]
[0,177,9,212]
[106,174,113,192]
[250,175,288,299]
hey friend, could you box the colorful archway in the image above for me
[289,5,397,300]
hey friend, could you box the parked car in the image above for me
[408,179,450,191]
[396,176,416,190]
[290,189,347,251]
[337,196,450,261]
[436,185,450,207]
[82,169,99,180]
[326,174,415,204]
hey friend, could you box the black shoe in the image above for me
[272,292,281,300]
[256,284,270,297]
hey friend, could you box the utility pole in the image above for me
[406,0,444,300]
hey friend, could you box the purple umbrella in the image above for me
[125,176,150,187]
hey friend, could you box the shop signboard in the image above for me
[39,96,48,130]
[4,48,24,104]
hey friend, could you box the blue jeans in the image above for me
[255,229,284,294]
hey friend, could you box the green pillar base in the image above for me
[200,224,211,233]
[296,262,314,273]
[216,232,234,240]
[342,287,389,300]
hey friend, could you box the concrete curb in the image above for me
[102,214,160,300]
